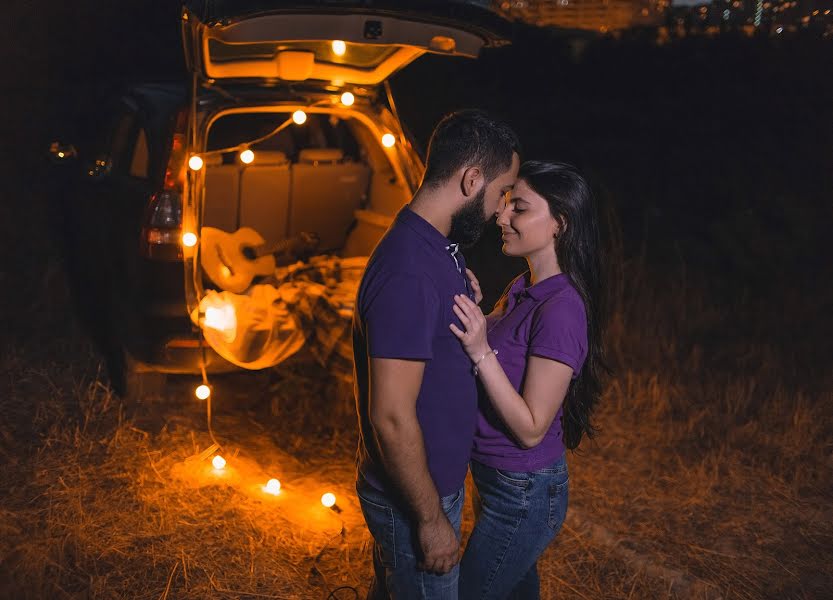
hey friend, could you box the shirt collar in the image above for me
[512,271,569,301]
[396,205,453,250]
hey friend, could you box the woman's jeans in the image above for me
[356,478,465,600]
[460,454,569,600]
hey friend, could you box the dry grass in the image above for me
[0,246,831,599]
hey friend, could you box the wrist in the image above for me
[472,347,498,376]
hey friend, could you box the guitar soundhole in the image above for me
[242,246,256,260]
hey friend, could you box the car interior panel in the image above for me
[239,150,291,249]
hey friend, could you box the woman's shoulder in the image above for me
[537,280,586,324]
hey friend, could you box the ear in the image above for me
[553,216,567,238]
[460,166,483,198]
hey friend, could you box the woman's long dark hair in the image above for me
[518,160,608,450]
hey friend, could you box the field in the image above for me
[1,5,832,598]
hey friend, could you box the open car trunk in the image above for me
[179,1,509,374]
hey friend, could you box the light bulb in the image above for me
[321,492,336,508]
[182,232,198,247]
[188,155,204,171]
[212,455,226,470]
[332,40,346,56]
[195,384,211,400]
[340,92,355,106]
[381,133,396,148]
[293,110,307,125]
[265,479,281,495]
[239,149,255,164]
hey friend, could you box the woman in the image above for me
[449,161,606,600]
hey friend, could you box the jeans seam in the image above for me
[482,487,527,598]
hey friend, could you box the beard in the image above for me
[448,186,487,247]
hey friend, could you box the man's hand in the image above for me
[417,512,460,574]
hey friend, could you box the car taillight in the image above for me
[141,191,183,260]
[141,109,188,260]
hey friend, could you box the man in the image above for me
[353,110,521,599]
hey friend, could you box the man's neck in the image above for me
[409,187,454,237]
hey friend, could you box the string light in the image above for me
[332,40,346,56]
[212,455,226,470]
[195,384,211,400]
[293,110,307,125]
[381,133,396,148]
[321,492,336,508]
[265,479,281,495]
[182,232,198,248]
[239,149,255,164]
[188,155,204,171]
[340,92,355,106]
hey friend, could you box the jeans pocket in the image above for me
[357,488,397,568]
[440,487,463,513]
[494,468,531,488]
[547,478,569,532]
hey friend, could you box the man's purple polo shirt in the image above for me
[472,272,588,472]
[353,206,477,498]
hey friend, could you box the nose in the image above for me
[495,201,510,227]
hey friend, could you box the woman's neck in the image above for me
[526,249,561,286]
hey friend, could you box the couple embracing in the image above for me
[353,110,605,600]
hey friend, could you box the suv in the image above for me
[52,1,508,397]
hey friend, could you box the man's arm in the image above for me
[369,357,459,574]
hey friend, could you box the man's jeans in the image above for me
[460,454,569,600]
[356,478,465,600]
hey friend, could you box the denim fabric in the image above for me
[356,478,465,600]
[460,454,568,600]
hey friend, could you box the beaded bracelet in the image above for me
[472,348,498,376]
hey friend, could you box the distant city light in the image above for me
[293,110,307,125]
[723,9,730,20]
[776,26,784,33]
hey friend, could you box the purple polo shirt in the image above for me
[354,206,478,497]
[471,272,588,471]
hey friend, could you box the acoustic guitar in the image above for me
[200,227,320,293]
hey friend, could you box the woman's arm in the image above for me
[450,295,573,448]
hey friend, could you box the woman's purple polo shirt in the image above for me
[471,272,588,472]
[354,206,478,498]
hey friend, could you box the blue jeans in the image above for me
[356,478,465,600]
[460,455,569,600]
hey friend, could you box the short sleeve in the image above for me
[529,296,588,376]
[364,272,439,360]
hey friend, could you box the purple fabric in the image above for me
[471,272,588,471]
[354,206,478,497]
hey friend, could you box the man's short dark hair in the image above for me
[421,110,521,188]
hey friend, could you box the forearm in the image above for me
[372,415,443,524]
[476,352,543,447]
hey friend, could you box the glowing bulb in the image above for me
[239,149,255,164]
[212,455,226,470]
[332,40,346,56]
[195,384,211,400]
[293,110,307,125]
[321,492,336,508]
[381,133,396,148]
[182,232,198,247]
[188,155,204,171]
[57,151,65,158]
[340,92,355,106]
[265,479,281,495]
[203,302,237,343]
